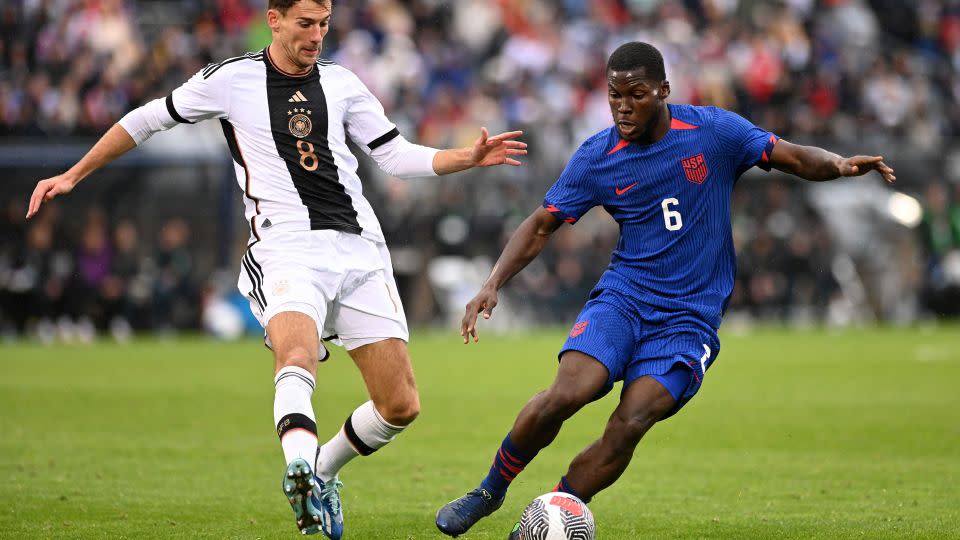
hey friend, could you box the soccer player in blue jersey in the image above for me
[435,41,896,537]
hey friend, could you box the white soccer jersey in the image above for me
[125,48,407,244]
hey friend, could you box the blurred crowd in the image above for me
[2,0,960,341]
[0,202,200,342]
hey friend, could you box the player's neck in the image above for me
[635,105,671,146]
[267,43,314,76]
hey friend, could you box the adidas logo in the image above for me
[288,91,307,103]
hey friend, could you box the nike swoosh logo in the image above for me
[615,182,638,196]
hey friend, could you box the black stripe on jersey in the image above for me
[203,51,263,79]
[220,120,244,166]
[221,119,262,240]
[368,127,400,150]
[166,95,193,124]
[264,54,362,234]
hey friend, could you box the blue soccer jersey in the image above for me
[544,103,778,330]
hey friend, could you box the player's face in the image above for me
[607,69,670,142]
[268,1,331,72]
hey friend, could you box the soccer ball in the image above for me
[513,492,595,540]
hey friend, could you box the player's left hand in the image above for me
[839,155,896,184]
[470,128,527,167]
[460,285,499,344]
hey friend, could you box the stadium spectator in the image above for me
[918,181,960,316]
[103,219,150,337]
[152,217,197,332]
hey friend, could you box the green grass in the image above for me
[1,326,958,539]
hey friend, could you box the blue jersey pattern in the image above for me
[544,104,778,330]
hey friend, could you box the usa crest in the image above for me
[681,153,709,184]
[288,108,312,138]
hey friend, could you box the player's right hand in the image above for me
[461,286,498,344]
[27,174,78,219]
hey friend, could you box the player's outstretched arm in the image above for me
[26,124,137,219]
[768,139,896,184]
[433,127,528,176]
[461,207,562,344]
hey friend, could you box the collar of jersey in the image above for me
[264,47,317,78]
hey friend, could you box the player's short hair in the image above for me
[268,0,331,13]
[607,42,666,81]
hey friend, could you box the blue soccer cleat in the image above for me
[436,487,505,537]
[315,476,344,540]
[282,458,323,535]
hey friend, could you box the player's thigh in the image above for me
[347,338,419,424]
[266,311,321,374]
[558,294,640,399]
[548,350,613,407]
[239,235,332,368]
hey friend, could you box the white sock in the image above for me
[274,366,318,466]
[315,400,405,481]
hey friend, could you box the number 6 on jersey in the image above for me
[661,197,682,231]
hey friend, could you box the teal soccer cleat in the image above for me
[316,476,344,540]
[282,458,323,535]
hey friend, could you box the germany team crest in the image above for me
[681,153,709,184]
[288,108,313,138]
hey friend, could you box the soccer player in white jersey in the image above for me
[25,0,526,537]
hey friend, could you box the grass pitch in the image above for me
[1,326,958,539]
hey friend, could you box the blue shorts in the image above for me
[559,289,719,419]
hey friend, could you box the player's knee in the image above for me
[276,346,317,371]
[607,411,656,451]
[540,386,590,421]
[378,393,420,426]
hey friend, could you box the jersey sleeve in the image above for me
[542,142,600,225]
[713,108,779,175]
[343,72,400,152]
[165,67,232,124]
[118,67,230,144]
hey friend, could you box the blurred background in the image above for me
[1,0,959,344]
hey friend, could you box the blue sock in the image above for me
[554,475,591,503]
[479,433,536,497]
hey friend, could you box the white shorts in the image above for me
[237,230,409,360]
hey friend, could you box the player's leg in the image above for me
[314,337,419,479]
[436,297,633,537]
[556,372,679,500]
[310,238,414,539]
[556,329,715,500]
[435,352,610,537]
[267,310,326,535]
[308,339,416,540]
[488,351,609,489]
[268,311,322,460]
[238,233,334,536]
